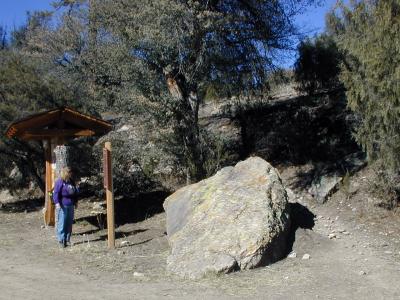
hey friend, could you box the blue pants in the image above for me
[56,205,74,243]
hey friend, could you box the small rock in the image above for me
[352,208,357,212]
[41,225,45,229]
[359,271,366,275]
[335,216,339,221]
[120,240,129,246]
[92,202,105,210]
[384,251,392,254]
[302,254,311,260]
[133,272,145,277]
[343,231,350,235]
[329,233,336,239]
[288,252,297,258]
[284,276,289,280]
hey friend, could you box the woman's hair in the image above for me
[60,167,71,181]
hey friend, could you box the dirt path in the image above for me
[1,177,400,299]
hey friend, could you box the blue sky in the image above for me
[0,0,53,30]
[0,0,339,67]
[295,0,338,37]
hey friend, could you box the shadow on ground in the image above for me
[286,202,316,254]
[72,229,149,245]
[0,197,44,213]
[75,191,169,230]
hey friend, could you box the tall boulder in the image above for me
[163,157,291,279]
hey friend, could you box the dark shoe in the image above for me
[63,240,67,248]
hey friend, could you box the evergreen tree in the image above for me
[294,34,342,95]
[327,0,400,171]
[26,0,318,182]
[0,20,84,191]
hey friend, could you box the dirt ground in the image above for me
[1,166,400,300]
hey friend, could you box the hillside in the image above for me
[1,90,399,299]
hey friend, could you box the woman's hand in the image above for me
[55,203,61,209]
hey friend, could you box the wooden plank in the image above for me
[63,111,111,133]
[44,141,55,226]
[11,110,61,136]
[6,107,112,139]
[20,129,96,140]
[103,148,111,189]
[104,142,115,249]
[64,107,112,128]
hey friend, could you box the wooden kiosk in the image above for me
[5,107,112,226]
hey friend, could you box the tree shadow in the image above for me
[72,229,148,245]
[290,167,317,191]
[74,191,169,230]
[115,191,169,226]
[0,197,44,213]
[233,90,360,167]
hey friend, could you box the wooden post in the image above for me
[43,140,55,226]
[104,142,115,249]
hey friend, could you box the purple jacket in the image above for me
[53,178,79,206]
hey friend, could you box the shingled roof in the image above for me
[5,107,112,140]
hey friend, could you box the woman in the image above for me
[53,167,79,247]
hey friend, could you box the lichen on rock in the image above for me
[163,156,291,279]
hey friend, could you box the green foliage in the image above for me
[328,0,400,172]
[370,161,400,209]
[1,0,319,191]
[294,34,343,95]
[0,47,84,190]
[27,0,316,183]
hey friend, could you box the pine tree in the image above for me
[27,0,318,182]
[294,34,342,95]
[328,0,400,171]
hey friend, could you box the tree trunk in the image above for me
[165,73,205,183]
[54,145,72,179]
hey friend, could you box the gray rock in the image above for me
[9,165,23,184]
[285,188,296,202]
[163,157,291,279]
[359,270,367,275]
[309,173,342,204]
[308,152,366,204]
[0,189,16,203]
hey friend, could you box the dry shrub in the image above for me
[370,162,400,209]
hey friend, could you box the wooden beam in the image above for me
[62,110,111,133]
[20,129,96,140]
[10,110,61,137]
[44,141,55,226]
[104,142,115,249]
